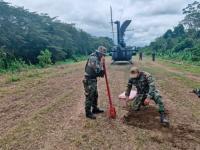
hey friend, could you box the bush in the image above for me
[37,49,52,67]
[9,59,28,72]
[191,48,200,62]
[0,48,28,73]
[0,48,9,69]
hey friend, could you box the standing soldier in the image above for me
[152,51,156,62]
[139,52,143,61]
[125,67,169,126]
[83,46,106,119]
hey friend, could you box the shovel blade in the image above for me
[109,106,116,119]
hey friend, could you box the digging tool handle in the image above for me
[103,62,113,107]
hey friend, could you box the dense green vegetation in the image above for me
[143,1,200,64]
[0,0,113,72]
[37,49,52,67]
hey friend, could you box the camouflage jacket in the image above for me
[193,88,200,98]
[125,71,156,99]
[85,52,104,79]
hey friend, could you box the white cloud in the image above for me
[5,0,194,46]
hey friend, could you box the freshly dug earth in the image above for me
[0,58,200,150]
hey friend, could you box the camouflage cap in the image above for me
[130,67,140,74]
[96,46,107,55]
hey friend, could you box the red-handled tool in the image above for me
[103,62,116,119]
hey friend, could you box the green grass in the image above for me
[158,58,200,75]
[170,73,200,88]
[6,75,21,83]
[141,62,200,89]
[56,55,87,65]
[0,55,87,75]
[26,71,40,78]
[143,56,200,75]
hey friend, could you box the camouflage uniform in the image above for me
[83,52,104,115]
[125,71,165,112]
[139,52,143,61]
[193,88,200,97]
[152,51,156,61]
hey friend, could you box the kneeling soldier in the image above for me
[125,67,169,126]
[83,46,106,119]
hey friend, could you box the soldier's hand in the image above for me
[101,56,105,64]
[144,98,151,105]
[126,96,129,101]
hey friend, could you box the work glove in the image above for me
[144,98,151,105]
[126,96,129,101]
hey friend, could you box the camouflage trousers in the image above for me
[132,91,165,112]
[83,79,98,113]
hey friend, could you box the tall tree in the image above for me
[0,1,114,64]
[182,1,200,30]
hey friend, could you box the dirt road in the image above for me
[0,58,200,150]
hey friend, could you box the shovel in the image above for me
[103,62,116,119]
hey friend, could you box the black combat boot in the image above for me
[160,112,170,127]
[86,111,96,119]
[92,107,104,114]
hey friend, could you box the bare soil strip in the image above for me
[0,58,200,150]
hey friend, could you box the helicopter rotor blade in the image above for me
[110,6,114,42]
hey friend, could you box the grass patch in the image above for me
[26,70,41,78]
[1,55,87,75]
[157,58,200,75]
[141,62,200,88]
[6,75,21,83]
[56,55,87,65]
[170,73,200,88]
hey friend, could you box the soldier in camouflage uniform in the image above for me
[139,52,143,61]
[125,67,169,125]
[152,51,156,62]
[193,88,200,97]
[83,46,106,119]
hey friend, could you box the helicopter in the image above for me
[109,6,137,64]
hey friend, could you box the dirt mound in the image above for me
[124,106,168,130]
[124,106,200,149]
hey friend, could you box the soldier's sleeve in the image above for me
[88,56,98,72]
[147,75,156,99]
[125,78,133,97]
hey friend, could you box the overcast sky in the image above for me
[5,0,194,46]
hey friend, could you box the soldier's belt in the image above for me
[84,76,97,81]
